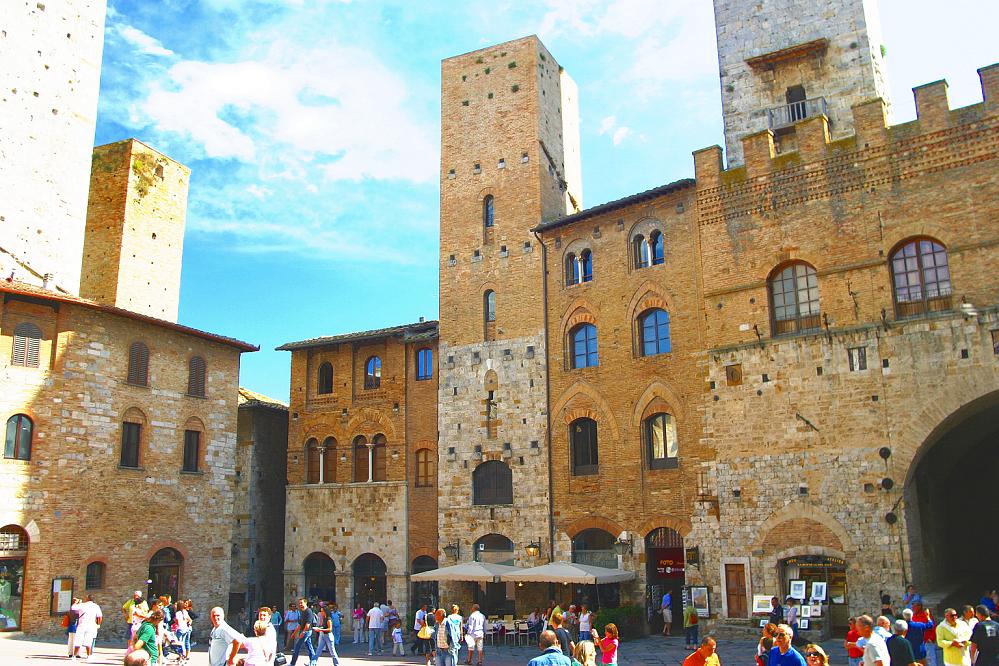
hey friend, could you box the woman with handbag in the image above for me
[417,606,435,661]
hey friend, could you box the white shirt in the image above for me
[208,620,245,666]
[367,607,384,629]
[72,601,102,631]
[414,609,427,631]
[580,612,592,632]
[466,611,486,638]
[242,636,273,666]
[863,631,891,666]
[787,606,799,625]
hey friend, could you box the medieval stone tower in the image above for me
[713,0,890,165]
[0,0,107,294]
[437,35,581,587]
[80,139,190,323]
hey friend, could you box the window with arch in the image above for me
[317,362,334,395]
[633,234,651,269]
[572,528,617,568]
[483,195,495,228]
[306,438,320,484]
[570,417,598,476]
[182,419,203,473]
[650,230,665,265]
[416,348,433,381]
[85,561,105,590]
[484,290,496,322]
[565,252,578,286]
[147,547,182,601]
[769,262,821,336]
[415,448,434,487]
[473,533,515,565]
[4,414,32,461]
[364,356,381,389]
[890,238,952,318]
[321,436,336,484]
[11,322,41,368]
[640,309,672,356]
[371,434,387,482]
[187,356,206,397]
[303,552,336,601]
[645,412,679,469]
[127,341,150,386]
[565,250,594,286]
[473,460,513,505]
[580,249,593,282]
[570,323,598,369]
[352,436,369,482]
[120,409,144,468]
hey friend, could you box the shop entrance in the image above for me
[779,555,848,630]
[353,553,386,610]
[645,527,684,634]
[304,552,336,602]
[0,526,27,631]
[148,547,183,601]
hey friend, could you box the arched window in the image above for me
[317,362,334,395]
[483,195,495,228]
[650,230,665,265]
[580,249,593,282]
[633,235,651,269]
[570,417,598,476]
[120,409,144,468]
[85,562,105,589]
[565,253,578,286]
[645,412,679,469]
[371,434,387,482]
[416,348,433,381]
[640,309,672,356]
[352,553,387,610]
[484,290,496,322]
[148,547,182,601]
[306,438,320,484]
[321,436,336,484]
[572,528,616,568]
[304,552,336,601]
[11,322,41,368]
[4,414,32,461]
[415,448,434,487]
[412,556,438,609]
[364,356,381,389]
[570,323,598,369]
[182,418,204,473]
[473,460,513,505]
[890,238,952,318]
[473,534,515,565]
[353,436,369,482]
[769,262,820,335]
[186,356,206,397]
[127,341,150,386]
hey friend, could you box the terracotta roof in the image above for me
[0,279,258,352]
[238,387,288,410]
[532,178,696,233]
[277,319,438,351]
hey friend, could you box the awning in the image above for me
[410,562,523,583]
[500,561,636,584]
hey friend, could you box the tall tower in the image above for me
[80,139,190,322]
[713,0,890,165]
[0,0,107,293]
[437,36,581,583]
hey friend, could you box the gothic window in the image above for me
[650,230,665,265]
[371,434,387,482]
[483,195,495,228]
[580,249,593,282]
[11,322,41,367]
[306,438,320,484]
[570,417,598,476]
[317,362,334,394]
[416,348,433,381]
[365,356,381,389]
[645,412,679,469]
[484,291,496,322]
[890,238,952,318]
[565,253,578,286]
[769,262,820,336]
[352,436,369,482]
[4,414,32,461]
[473,460,513,505]
[570,323,598,369]
[187,356,206,397]
[127,342,150,386]
[633,234,650,269]
[415,448,434,487]
[322,436,336,483]
[640,309,672,356]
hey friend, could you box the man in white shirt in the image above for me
[71,595,102,661]
[208,606,244,666]
[859,615,892,666]
[411,604,428,656]
[367,602,385,656]
[465,603,486,666]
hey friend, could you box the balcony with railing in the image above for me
[767,97,828,131]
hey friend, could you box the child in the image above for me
[591,623,620,665]
[241,620,274,666]
[392,619,405,656]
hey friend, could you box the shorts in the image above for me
[662,609,673,624]
[75,628,97,648]
[469,636,483,650]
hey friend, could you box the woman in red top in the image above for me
[591,623,620,665]
[845,616,866,666]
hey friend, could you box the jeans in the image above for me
[437,648,456,666]
[176,628,192,654]
[332,623,341,645]
[317,632,340,665]
[849,657,862,666]
[686,625,699,645]
[291,629,317,666]
[369,627,383,653]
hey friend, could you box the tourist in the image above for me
[579,605,593,642]
[769,623,806,666]
[367,600,385,656]
[529,630,572,666]
[132,608,164,665]
[590,622,619,665]
[845,617,865,666]
[551,611,574,657]
[465,602,486,666]
[889,619,919,666]
[283,602,300,651]
[904,607,934,665]
[315,603,340,664]
[64,597,80,658]
[529,608,543,634]
[881,595,896,621]
[962,607,979,632]
[760,622,778,666]
[288,598,318,666]
[877,616,894,640]
[392,619,405,656]
[174,599,193,661]
[685,636,721,666]
[351,603,365,644]
[981,593,998,614]
[566,604,580,642]
[573,640,597,666]
[770,597,785,627]
[684,600,700,649]
[412,603,429,656]
[208,607,244,666]
[238,620,275,666]
[124,650,151,666]
[330,603,343,646]
[913,602,939,666]
[256,607,278,665]
[445,604,464,666]
[804,644,830,666]
[269,603,283,645]
[937,608,971,666]
[904,585,924,610]
[786,598,800,634]
[71,594,103,661]
[970,604,999,666]
[160,596,174,629]
[381,601,392,651]
[122,590,149,646]
[433,608,448,666]
[662,591,674,636]
[857,615,890,666]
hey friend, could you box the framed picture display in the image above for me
[50,577,73,615]
[811,582,827,602]
[799,619,810,630]
[789,580,807,600]
[801,605,812,618]
[687,585,710,618]
[752,595,773,614]
[759,619,768,627]
[809,603,822,617]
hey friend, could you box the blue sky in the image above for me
[94,0,999,403]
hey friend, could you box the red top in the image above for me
[846,628,864,658]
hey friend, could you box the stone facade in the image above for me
[278,321,437,618]
[0,0,107,294]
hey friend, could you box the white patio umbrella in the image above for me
[499,561,635,584]
[410,561,523,582]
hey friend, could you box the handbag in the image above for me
[274,652,288,666]
[418,617,433,640]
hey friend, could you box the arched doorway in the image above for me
[304,552,336,601]
[904,390,999,595]
[353,554,386,610]
[571,529,620,609]
[0,525,28,631]
[474,534,515,615]
[645,527,684,633]
[411,556,438,610]
[148,547,183,601]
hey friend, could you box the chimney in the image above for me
[42,273,53,289]
[419,316,425,323]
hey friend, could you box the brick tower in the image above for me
[80,139,190,322]
[713,0,890,165]
[437,35,581,598]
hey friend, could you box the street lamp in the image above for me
[525,539,542,558]
[612,536,632,556]
[443,542,460,561]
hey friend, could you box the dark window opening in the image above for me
[317,362,334,394]
[182,429,200,472]
[571,417,598,476]
[473,460,513,505]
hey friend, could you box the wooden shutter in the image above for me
[12,323,41,367]
[188,356,206,397]
[128,342,149,386]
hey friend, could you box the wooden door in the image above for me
[725,564,747,618]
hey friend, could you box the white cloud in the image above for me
[612,126,632,145]
[598,115,616,135]
[597,115,632,145]
[116,25,175,57]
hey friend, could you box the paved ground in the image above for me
[0,633,849,665]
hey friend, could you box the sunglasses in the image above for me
[806,654,822,659]
[775,633,789,638]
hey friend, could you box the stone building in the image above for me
[230,388,289,615]
[277,320,437,617]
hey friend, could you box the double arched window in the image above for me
[352,435,386,482]
[570,417,598,476]
[633,231,665,269]
[187,356,206,397]
[11,322,41,368]
[639,309,671,356]
[352,436,369,482]
[306,438,321,484]
[768,262,820,335]
[4,414,32,461]
[473,460,513,505]
[317,362,334,394]
[364,356,381,389]
[890,238,952,318]
[570,324,598,369]
[305,436,337,484]
[645,412,678,469]
[565,250,594,286]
